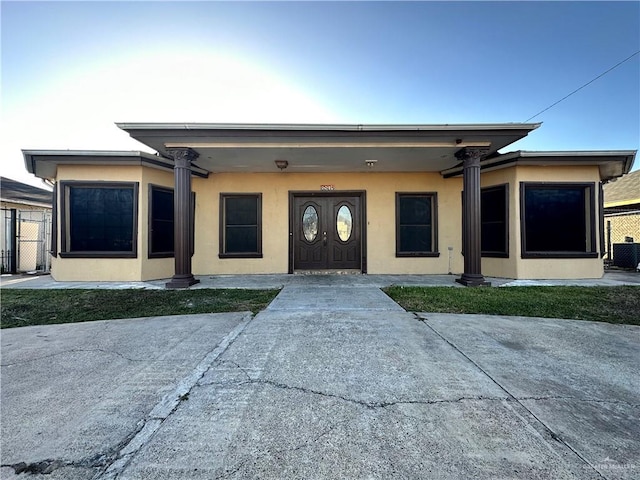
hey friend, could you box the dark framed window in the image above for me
[481,184,509,257]
[396,193,439,257]
[520,182,597,258]
[60,181,138,258]
[149,185,174,258]
[148,185,196,258]
[219,194,262,258]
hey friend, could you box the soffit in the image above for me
[117,123,540,174]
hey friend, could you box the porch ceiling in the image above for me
[117,123,540,174]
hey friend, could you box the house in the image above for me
[22,123,636,287]
[1,177,53,273]
[603,169,640,267]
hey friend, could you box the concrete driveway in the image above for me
[1,285,638,479]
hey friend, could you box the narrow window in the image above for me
[521,182,597,258]
[60,182,138,258]
[219,194,262,258]
[396,193,438,257]
[481,184,509,257]
[149,185,174,257]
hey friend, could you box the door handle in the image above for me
[323,231,327,246]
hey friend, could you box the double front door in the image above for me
[293,194,362,271]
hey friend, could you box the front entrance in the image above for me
[291,192,365,272]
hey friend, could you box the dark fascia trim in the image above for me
[59,181,139,258]
[117,122,542,133]
[442,150,636,179]
[395,192,439,257]
[520,181,597,259]
[23,150,209,179]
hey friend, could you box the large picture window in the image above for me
[219,194,262,258]
[396,193,438,256]
[520,182,597,258]
[60,182,138,258]
[481,184,509,257]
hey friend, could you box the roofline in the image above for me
[604,198,640,208]
[499,150,638,159]
[116,122,542,132]
[0,198,52,209]
[441,149,637,180]
[22,149,209,178]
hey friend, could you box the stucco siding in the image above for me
[513,165,603,279]
[191,172,464,275]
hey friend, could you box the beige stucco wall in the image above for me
[48,162,606,281]
[52,165,180,282]
[192,172,464,275]
[511,165,604,279]
[479,168,518,279]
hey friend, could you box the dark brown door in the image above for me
[293,195,361,270]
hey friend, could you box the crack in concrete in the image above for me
[418,315,609,480]
[88,313,255,480]
[201,361,508,410]
[0,348,140,367]
[214,423,339,479]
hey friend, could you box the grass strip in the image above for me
[1,289,279,329]
[384,285,640,325]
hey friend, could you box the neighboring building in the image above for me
[23,123,636,286]
[1,177,53,273]
[603,169,640,267]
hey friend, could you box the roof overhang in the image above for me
[116,122,541,174]
[441,150,637,181]
[23,150,209,180]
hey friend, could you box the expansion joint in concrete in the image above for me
[419,318,610,480]
[90,313,255,480]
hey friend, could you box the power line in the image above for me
[524,50,640,122]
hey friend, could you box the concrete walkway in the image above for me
[1,284,639,479]
[2,270,639,289]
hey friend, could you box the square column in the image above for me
[456,147,490,287]
[165,147,200,289]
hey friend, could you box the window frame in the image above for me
[59,181,138,258]
[481,184,509,258]
[520,182,598,259]
[219,193,263,258]
[395,192,439,257]
[50,183,58,257]
[148,184,175,258]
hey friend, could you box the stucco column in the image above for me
[456,147,490,287]
[166,147,200,289]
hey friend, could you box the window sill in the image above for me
[396,252,440,258]
[219,253,263,259]
[521,252,599,259]
[148,253,175,259]
[59,252,137,259]
[481,252,509,258]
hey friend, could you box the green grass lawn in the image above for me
[0,289,279,329]
[384,286,640,325]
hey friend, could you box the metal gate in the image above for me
[1,208,52,274]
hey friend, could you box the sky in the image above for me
[2,0,639,188]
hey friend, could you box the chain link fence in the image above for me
[1,208,52,274]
